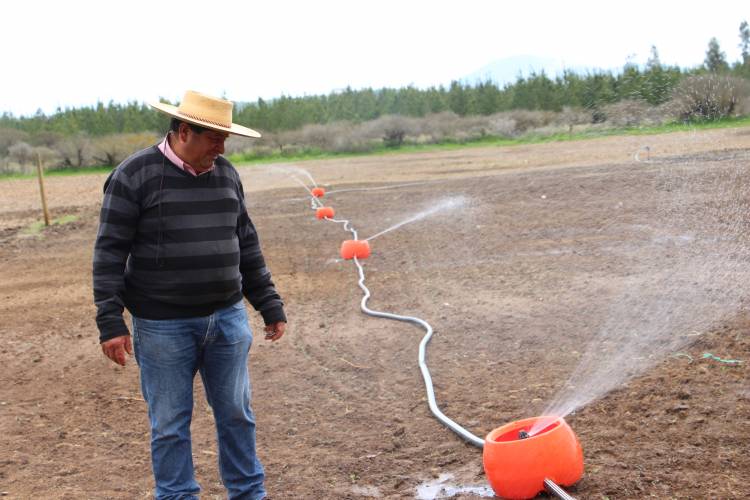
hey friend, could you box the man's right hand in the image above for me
[101,335,133,366]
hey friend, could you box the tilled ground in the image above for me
[1,128,749,499]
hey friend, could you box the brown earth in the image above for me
[1,128,749,499]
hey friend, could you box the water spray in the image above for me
[294,172,581,499]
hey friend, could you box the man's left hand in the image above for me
[264,321,286,342]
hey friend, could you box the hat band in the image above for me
[178,110,232,129]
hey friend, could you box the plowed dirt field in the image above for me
[1,128,749,499]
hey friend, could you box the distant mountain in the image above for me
[461,55,588,86]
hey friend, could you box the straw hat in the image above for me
[150,90,261,138]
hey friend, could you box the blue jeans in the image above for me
[132,300,265,500]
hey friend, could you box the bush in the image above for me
[557,107,593,130]
[414,112,462,142]
[599,99,672,127]
[0,128,30,155]
[0,156,12,175]
[53,134,92,168]
[2,142,59,174]
[738,96,750,116]
[224,106,603,159]
[357,115,417,148]
[34,146,60,169]
[225,135,252,156]
[91,132,159,167]
[671,75,750,122]
[8,142,34,169]
[505,109,557,132]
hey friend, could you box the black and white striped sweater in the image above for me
[93,145,285,342]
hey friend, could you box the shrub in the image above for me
[34,146,60,169]
[225,135,252,156]
[357,115,418,148]
[0,157,12,174]
[556,106,594,128]
[0,128,30,155]
[4,142,54,174]
[738,96,750,116]
[415,112,463,142]
[53,134,92,168]
[8,141,34,169]
[383,128,405,147]
[91,132,159,167]
[600,99,669,127]
[671,75,750,122]
[29,131,63,148]
[505,109,558,132]
[299,123,339,150]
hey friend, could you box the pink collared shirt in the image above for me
[157,135,215,177]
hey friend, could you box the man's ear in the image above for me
[178,122,192,143]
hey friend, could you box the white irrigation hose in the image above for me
[318,198,577,500]
[354,256,486,447]
[322,211,484,447]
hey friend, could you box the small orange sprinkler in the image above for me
[316,206,335,219]
[340,239,371,260]
[311,187,325,198]
[483,416,583,499]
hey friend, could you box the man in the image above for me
[93,90,285,500]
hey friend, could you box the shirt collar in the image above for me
[157,134,215,177]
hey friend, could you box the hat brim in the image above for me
[149,101,261,138]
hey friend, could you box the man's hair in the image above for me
[169,117,210,135]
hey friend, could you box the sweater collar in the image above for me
[157,135,215,177]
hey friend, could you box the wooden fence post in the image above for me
[36,153,50,226]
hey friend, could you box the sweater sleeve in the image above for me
[93,168,140,342]
[236,179,286,325]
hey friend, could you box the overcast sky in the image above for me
[2,0,747,117]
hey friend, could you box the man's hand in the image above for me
[101,335,133,366]
[264,321,286,342]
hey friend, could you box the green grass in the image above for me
[44,165,113,176]
[2,115,750,179]
[21,214,79,236]
[0,165,112,180]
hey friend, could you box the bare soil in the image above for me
[1,128,749,499]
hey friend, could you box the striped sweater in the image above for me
[93,145,285,342]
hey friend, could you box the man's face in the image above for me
[179,124,229,171]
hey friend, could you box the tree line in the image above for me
[5,31,750,136]
[2,28,749,139]
[1,27,749,174]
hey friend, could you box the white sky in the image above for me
[2,0,747,117]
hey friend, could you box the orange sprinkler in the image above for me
[340,239,371,260]
[316,206,335,219]
[483,416,583,499]
[311,187,325,198]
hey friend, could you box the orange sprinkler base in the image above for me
[311,187,325,198]
[340,239,371,260]
[483,416,583,499]
[316,206,335,219]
